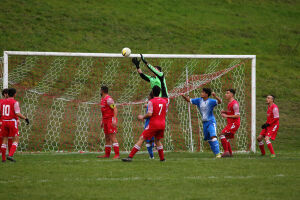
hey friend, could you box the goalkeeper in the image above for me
[132,54,168,98]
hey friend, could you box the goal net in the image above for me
[1,52,256,153]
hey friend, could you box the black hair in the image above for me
[101,86,109,93]
[268,94,275,102]
[2,88,8,96]
[149,91,154,99]
[202,88,212,97]
[152,86,161,97]
[226,89,236,95]
[8,88,16,97]
[155,66,162,72]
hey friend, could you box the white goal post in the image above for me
[2,51,256,153]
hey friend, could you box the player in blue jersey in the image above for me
[144,91,155,159]
[181,88,222,158]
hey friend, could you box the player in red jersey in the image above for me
[0,88,29,162]
[220,89,240,157]
[0,89,9,152]
[97,86,120,159]
[122,86,167,162]
[257,95,279,158]
[0,89,15,155]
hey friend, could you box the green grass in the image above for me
[1,152,300,200]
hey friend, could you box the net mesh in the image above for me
[1,54,252,153]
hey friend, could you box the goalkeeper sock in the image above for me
[227,140,232,155]
[8,138,13,152]
[129,145,140,158]
[208,138,220,155]
[266,140,275,155]
[105,145,112,157]
[1,144,7,161]
[9,142,18,157]
[259,141,265,155]
[146,143,154,158]
[157,145,164,161]
[113,143,119,156]
[220,135,228,152]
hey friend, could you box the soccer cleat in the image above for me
[160,159,165,162]
[221,151,231,158]
[149,156,154,159]
[96,155,110,158]
[113,155,120,159]
[215,153,222,158]
[270,154,276,158]
[121,157,132,162]
[7,156,16,162]
[2,160,6,163]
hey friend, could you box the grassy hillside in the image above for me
[0,0,299,152]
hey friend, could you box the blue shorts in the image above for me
[202,121,217,141]
[146,137,155,143]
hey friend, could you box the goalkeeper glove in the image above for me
[261,123,270,129]
[132,58,140,69]
[25,118,30,125]
[140,54,148,65]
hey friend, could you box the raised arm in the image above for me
[132,57,151,82]
[212,92,222,104]
[140,54,164,77]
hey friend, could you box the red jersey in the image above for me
[266,103,279,125]
[147,97,167,129]
[0,98,20,120]
[226,99,240,124]
[100,95,115,119]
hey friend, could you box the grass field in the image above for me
[1,152,300,200]
[0,0,300,199]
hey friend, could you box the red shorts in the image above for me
[222,122,240,139]
[260,124,279,140]
[141,127,164,141]
[0,119,2,137]
[1,120,19,138]
[103,118,117,135]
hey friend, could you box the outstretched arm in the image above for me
[140,54,164,77]
[132,57,151,82]
[181,94,191,103]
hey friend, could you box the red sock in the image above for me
[266,140,275,155]
[1,144,7,161]
[220,135,228,152]
[129,145,140,158]
[105,145,112,157]
[9,142,18,157]
[259,141,265,155]
[0,137,3,147]
[113,143,119,156]
[157,146,164,160]
[227,141,232,155]
[8,138,13,152]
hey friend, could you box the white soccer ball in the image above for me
[122,47,131,57]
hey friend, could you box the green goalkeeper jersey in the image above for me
[139,64,168,98]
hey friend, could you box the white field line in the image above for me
[1,174,286,184]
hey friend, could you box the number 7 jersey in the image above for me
[147,97,167,130]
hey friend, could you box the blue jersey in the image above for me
[191,98,218,122]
